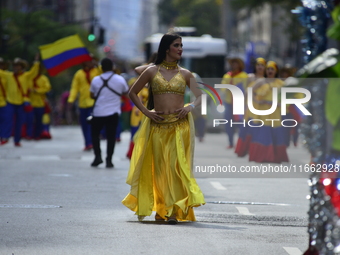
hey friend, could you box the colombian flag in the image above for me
[39,34,92,76]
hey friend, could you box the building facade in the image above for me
[96,0,159,62]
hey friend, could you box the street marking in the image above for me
[210,181,227,190]
[283,247,302,255]
[49,174,72,177]
[208,201,291,206]
[81,155,96,161]
[81,156,122,162]
[33,144,70,149]
[21,155,60,160]
[15,155,126,162]
[236,207,254,215]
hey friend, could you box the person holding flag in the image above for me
[39,34,100,151]
[0,54,40,146]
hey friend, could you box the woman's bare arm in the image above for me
[129,67,164,122]
[175,69,202,119]
[135,64,154,75]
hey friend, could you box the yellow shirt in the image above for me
[128,77,137,86]
[0,62,40,105]
[130,87,149,127]
[42,113,50,125]
[29,74,52,107]
[221,71,248,104]
[68,67,101,108]
[0,71,8,107]
[252,78,284,127]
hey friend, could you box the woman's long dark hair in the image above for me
[147,33,181,110]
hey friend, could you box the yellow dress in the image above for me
[122,67,205,221]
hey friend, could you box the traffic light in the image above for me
[87,24,105,45]
[88,25,96,42]
[98,27,105,45]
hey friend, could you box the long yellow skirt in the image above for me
[122,112,205,221]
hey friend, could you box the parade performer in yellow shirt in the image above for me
[67,59,101,151]
[0,55,40,146]
[0,58,9,143]
[221,57,248,148]
[248,61,289,163]
[26,65,51,139]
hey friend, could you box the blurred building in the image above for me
[139,0,160,59]
[222,2,300,70]
[96,0,159,61]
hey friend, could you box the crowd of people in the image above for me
[0,33,206,224]
[0,51,300,165]
[223,57,299,163]
[189,56,299,164]
[0,55,52,147]
[0,33,302,224]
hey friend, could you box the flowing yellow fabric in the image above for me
[122,111,205,221]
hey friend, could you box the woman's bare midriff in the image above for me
[153,94,185,115]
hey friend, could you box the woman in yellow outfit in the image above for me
[248,61,289,163]
[235,57,266,157]
[122,33,205,224]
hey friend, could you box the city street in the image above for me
[0,126,310,255]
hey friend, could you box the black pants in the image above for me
[91,113,119,161]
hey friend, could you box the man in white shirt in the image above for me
[90,58,129,168]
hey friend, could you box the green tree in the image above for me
[327,5,340,41]
[2,9,97,61]
[158,0,222,37]
[1,9,99,100]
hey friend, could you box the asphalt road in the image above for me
[0,126,310,255]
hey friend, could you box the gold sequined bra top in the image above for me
[151,66,186,96]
